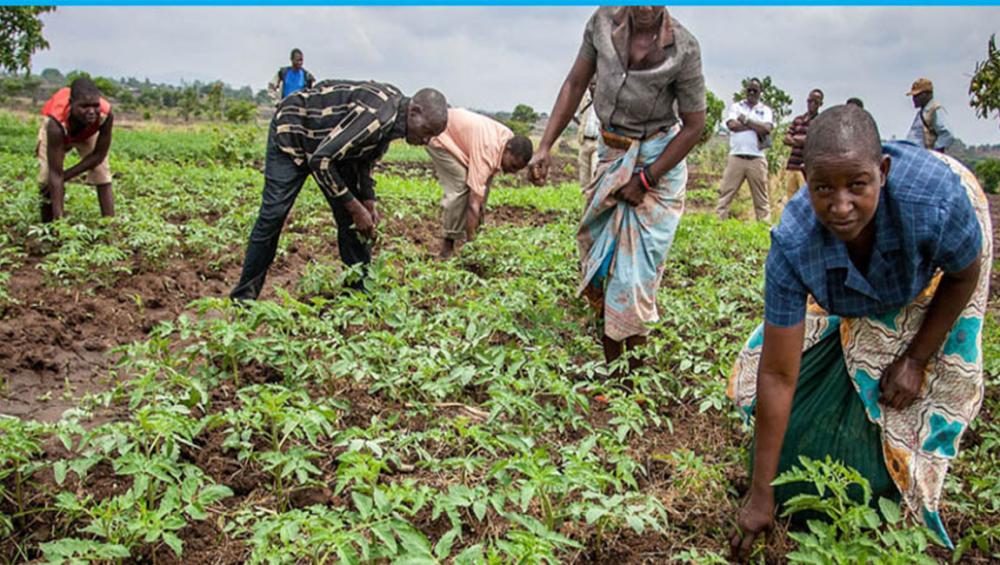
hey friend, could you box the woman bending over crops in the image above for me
[728,105,991,560]
[528,6,706,377]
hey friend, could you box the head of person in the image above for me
[290,48,304,70]
[807,88,824,116]
[501,135,533,174]
[908,78,933,109]
[406,88,448,145]
[846,97,865,109]
[745,78,762,106]
[69,77,103,127]
[803,104,889,244]
[628,6,665,29]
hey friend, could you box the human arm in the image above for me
[616,109,706,207]
[44,119,67,218]
[267,70,283,105]
[881,254,981,409]
[731,321,806,562]
[881,187,983,408]
[356,160,380,229]
[64,113,113,182]
[528,53,596,185]
[730,246,809,561]
[307,109,391,239]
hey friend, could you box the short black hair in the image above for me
[747,78,762,88]
[810,88,824,98]
[846,97,865,109]
[69,77,101,101]
[506,134,533,164]
[290,48,303,59]
[412,88,448,129]
[803,104,882,166]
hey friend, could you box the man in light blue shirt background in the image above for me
[267,48,316,105]
[905,77,953,153]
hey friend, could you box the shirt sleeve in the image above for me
[307,104,391,204]
[577,10,598,62]
[932,183,982,273]
[673,35,707,114]
[764,244,809,327]
[724,103,741,128]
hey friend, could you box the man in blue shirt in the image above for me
[267,48,316,105]
[905,77,954,153]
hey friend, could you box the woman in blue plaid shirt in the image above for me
[727,105,991,560]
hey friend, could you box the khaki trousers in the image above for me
[578,137,598,187]
[427,145,471,240]
[37,125,112,185]
[716,155,770,222]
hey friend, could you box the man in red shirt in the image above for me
[37,77,115,222]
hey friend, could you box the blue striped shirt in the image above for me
[765,141,982,327]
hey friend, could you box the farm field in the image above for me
[1,110,999,563]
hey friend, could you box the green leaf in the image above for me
[878,497,901,525]
[163,532,183,557]
[53,460,67,485]
[434,527,459,560]
[372,523,398,555]
[453,543,484,565]
[472,500,487,522]
[353,492,373,518]
[584,507,606,525]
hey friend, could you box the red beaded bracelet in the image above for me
[639,168,652,191]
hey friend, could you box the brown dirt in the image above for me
[0,205,555,423]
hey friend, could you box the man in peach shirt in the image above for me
[427,108,533,259]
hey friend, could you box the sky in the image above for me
[29,6,1000,146]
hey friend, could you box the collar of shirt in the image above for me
[817,188,902,301]
[390,97,410,141]
[609,7,675,51]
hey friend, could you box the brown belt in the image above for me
[600,129,638,151]
[734,154,762,160]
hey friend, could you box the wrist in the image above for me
[904,349,931,367]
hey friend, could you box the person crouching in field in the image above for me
[230,80,448,300]
[426,108,532,259]
[728,105,991,560]
[528,6,706,379]
[37,77,115,223]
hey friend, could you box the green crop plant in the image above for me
[774,456,940,564]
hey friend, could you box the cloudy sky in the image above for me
[30,6,1000,145]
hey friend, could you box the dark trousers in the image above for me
[230,124,370,300]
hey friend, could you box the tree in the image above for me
[969,34,1000,127]
[0,7,55,75]
[733,75,793,123]
[975,158,1000,194]
[701,89,725,144]
[506,103,539,136]
[39,66,62,84]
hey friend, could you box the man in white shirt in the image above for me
[716,78,774,222]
